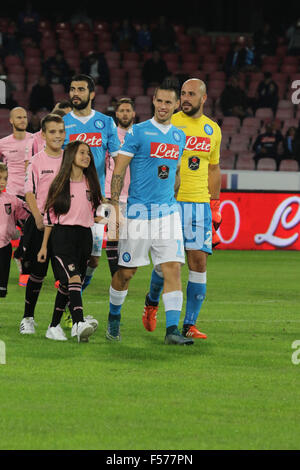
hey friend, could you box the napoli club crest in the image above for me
[204,124,213,136]
[173,131,181,142]
[94,120,105,130]
[122,252,131,263]
[188,156,200,171]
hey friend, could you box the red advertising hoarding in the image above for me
[217,192,300,250]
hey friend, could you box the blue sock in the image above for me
[109,302,122,316]
[162,291,183,331]
[109,286,128,319]
[82,267,96,292]
[82,275,92,292]
[184,281,206,326]
[148,269,164,303]
[165,310,181,329]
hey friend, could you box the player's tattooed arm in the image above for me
[111,173,125,205]
[110,153,132,205]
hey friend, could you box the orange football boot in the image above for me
[183,325,207,339]
[142,294,159,332]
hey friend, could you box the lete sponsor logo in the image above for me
[150,142,179,160]
[217,194,300,250]
[69,133,102,147]
[185,136,211,152]
[254,196,300,247]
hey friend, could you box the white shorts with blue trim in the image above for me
[118,212,185,268]
[177,201,212,254]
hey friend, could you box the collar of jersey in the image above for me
[150,117,172,135]
[70,110,95,124]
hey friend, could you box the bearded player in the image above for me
[63,74,120,293]
[142,78,222,340]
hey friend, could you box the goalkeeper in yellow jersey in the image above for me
[142,79,222,340]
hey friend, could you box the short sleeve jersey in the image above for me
[24,150,63,213]
[171,112,222,203]
[0,132,34,196]
[45,178,95,228]
[119,118,186,219]
[63,110,120,196]
[0,192,30,248]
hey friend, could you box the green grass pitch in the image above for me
[0,250,299,450]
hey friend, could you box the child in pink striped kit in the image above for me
[0,163,30,298]
[38,140,104,343]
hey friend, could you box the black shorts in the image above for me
[51,225,93,285]
[0,243,12,297]
[20,215,54,278]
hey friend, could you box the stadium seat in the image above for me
[276,108,295,121]
[106,58,121,70]
[78,41,95,54]
[241,117,262,131]
[181,62,199,74]
[235,153,256,170]
[107,85,125,96]
[215,35,231,46]
[262,64,278,74]
[195,35,212,47]
[94,95,111,112]
[256,158,277,171]
[279,159,299,171]
[74,22,91,33]
[276,45,288,58]
[278,99,295,110]
[135,95,151,106]
[98,41,113,53]
[110,76,126,88]
[202,62,219,74]
[94,21,109,33]
[209,71,226,81]
[255,108,274,121]
[282,56,299,66]
[281,64,298,75]
[4,55,22,68]
[262,56,279,67]
[105,51,121,62]
[191,70,207,81]
[222,116,241,128]
[126,86,144,98]
[220,149,235,169]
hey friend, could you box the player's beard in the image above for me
[71,95,90,111]
[118,117,134,129]
[182,103,202,117]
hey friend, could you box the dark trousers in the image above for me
[0,243,12,297]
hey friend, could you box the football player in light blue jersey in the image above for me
[62,75,120,325]
[106,79,194,346]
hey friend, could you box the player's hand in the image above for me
[210,199,222,230]
[107,204,125,241]
[37,247,47,263]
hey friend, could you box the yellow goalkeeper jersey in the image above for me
[171,111,222,203]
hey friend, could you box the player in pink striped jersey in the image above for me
[104,98,135,278]
[38,141,103,342]
[0,107,34,198]
[0,163,30,297]
[19,114,65,335]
